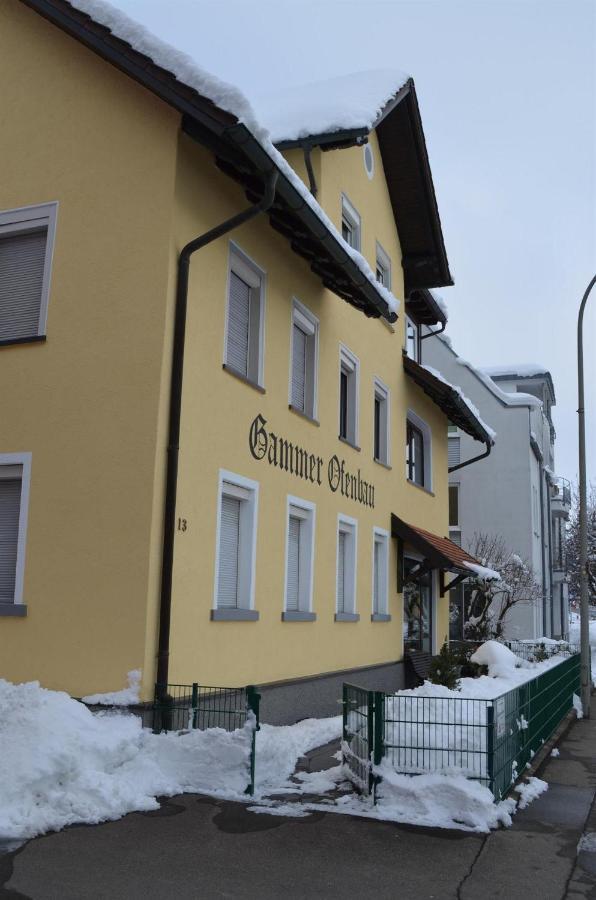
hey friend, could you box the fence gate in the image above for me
[342,683,384,795]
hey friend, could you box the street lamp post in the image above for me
[578,274,596,717]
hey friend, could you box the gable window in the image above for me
[372,528,390,620]
[290,301,318,420]
[341,194,361,251]
[405,315,419,362]
[213,471,259,620]
[406,412,432,489]
[224,246,265,387]
[375,242,391,289]
[339,346,359,447]
[283,497,316,621]
[373,378,390,465]
[336,515,358,621]
[0,454,31,615]
[0,203,57,344]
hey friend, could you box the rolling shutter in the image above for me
[448,437,461,468]
[0,229,47,340]
[286,515,301,611]
[226,272,251,376]
[0,475,22,603]
[217,495,241,608]
[337,531,346,613]
[291,324,307,411]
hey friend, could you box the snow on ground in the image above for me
[514,777,548,810]
[82,669,141,706]
[568,612,596,685]
[254,716,342,794]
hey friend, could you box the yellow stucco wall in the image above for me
[1,2,449,700]
[168,134,449,688]
[0,1,179,697]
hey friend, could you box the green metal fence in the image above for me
[342,653,580,801]
[153,682,261,795]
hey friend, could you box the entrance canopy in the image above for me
[391,514,487,596]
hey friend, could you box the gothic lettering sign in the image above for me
[248,414,375,509]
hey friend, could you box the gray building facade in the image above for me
[423,333,570,640]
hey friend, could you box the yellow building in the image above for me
[0,0,492,721]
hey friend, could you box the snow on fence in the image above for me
[343,651,580,801]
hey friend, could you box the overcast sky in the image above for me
[116,0,596,484]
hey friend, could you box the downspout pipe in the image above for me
[448,442,491,474]
[156,169,279,690]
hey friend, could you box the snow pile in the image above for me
[573,693,584,719]
[252,70,409,143]
[421,365,497,442]
[0,678,254,840]
[514,777,548,810]
[255,716,342,793]
[82,669,141,706]
[470,640,529,678]
[464,561,501,582]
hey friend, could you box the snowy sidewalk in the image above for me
[3,710,596,899]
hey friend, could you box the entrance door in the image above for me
[403,557,432,652]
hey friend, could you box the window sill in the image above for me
[371,613,391,622]
[0,335,46,349]
[335,612,360,623]
[0,603,27,617]
[222,364,265,394]
[338,436,361,453]
[211,609,259,621]
[406,479,435,497]
[374,458,392,470]
[282,611,316,622]
[289,405,319,427]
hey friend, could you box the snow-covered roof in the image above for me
[421,365,497,443]
[252,70,410,144]
[482,364,550,379]
[429,289,449,321]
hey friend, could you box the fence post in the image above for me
[487,703,495,799]
[191,682,199,730]
[372,691,385,804]
[246,685,261,797]
[367,691,375,796]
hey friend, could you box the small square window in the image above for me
[0,203,57,342]
[373,379,390,465]
[341,194,361,251]
[375,242,391,289]
[339,346,359,446]
[225,246,265,387]
[290,301,318,419]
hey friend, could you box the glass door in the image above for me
[403,557,432,652]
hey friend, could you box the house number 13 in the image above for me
[177,518,188,532]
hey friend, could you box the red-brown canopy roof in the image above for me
[391,514,482,573]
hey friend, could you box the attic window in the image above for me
[341,194,361,251]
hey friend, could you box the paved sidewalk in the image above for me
[2,715,596,899]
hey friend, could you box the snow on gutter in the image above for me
[421,365,497,443]
[68,0,400,318]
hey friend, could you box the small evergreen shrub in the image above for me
[429,643,461,690]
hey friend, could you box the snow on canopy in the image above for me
[68,0,401,318]
[251,69,410,144]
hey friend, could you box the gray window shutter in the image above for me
[291,324,307,411]
[448,438,461,468]
[286,515,301,611]
[0,477,22,603]
[0,229,47,340]
[337,531,346,613]
[226,272,251,376]
[373,541,381,613]
[217,495,241,608]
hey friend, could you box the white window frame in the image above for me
[339,344,360,447]
[372,527,390,620]
[341,194,361,252]
[404,315,420,362]
[335,514,358,621]
[373,377,391,466]
[406,409,433,491]
[288,299,319,420]
[212,469,259,620]
[223,242,266,388]
[282,495,316,621]
[0,452,32,610]
[0,202,58,339]
[375,242,392,290]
